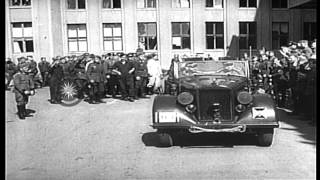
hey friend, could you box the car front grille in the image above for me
[197,89,232,121]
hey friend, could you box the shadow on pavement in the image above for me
[142,132,258,148]
[278,109,316,145]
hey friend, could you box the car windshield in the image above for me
[178,60,249,78]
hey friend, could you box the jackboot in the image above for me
[17,105,25,120]
[22,105,33,117]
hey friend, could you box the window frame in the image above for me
[11,22,34,54]
[67,24,88,52]
[138,22,157,51]
[205,22,224,49]
[9,0,31,7]
[239,22,257,50]
[102,23,123,51]
[271,22,289,50]
[66,0,86,10]
[239,0,256,8]
[137,0,157,8]
[171,22,191,50]
[205,0,224,8]
[172,0,190,8]
[102,0,121,9]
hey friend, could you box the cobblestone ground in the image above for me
[5,87,316,180]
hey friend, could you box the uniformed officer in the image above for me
[106,53,121,98]
[38,57,50,87]
[133,53,148,98]
[74,56,88,99]
[27,56,40,88]
[13,61,35,120]
[48,57,64,104]
[147,54,163,94]
[86,55,106,104]
[112,54,135,102]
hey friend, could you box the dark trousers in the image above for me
[134,77,147,97]
[119,75,134,98]
[41,72,49,86]
[88,82,104,100]
[106,75,120,96]
[75,79,87,98]
[49,80,62,102]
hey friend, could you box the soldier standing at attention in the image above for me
[86,56,106,104]
[112,54,135,102]
[134,53,148,98]
[38,57,50,87]
[13,62,35,120]
[74,56,88,99]
[48,57,64,104]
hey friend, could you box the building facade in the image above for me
[5,0,317,69]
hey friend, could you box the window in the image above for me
[67,24,87,52]
[138,23,157,50]
[67,0,85,9]
[172,22,190,49]
[239,0,256,8]
[206,0,223,8]
[206,22,224,49]
[272,22,288,49]
[11,22,33,53]
[103,23,123,51]
[137,0,156,8]
[239,22,256,49]
[102,0,121,8]
[9,0,31,6]
[303,22,317,42]
[272,0,287,8]
[172,0,190,8]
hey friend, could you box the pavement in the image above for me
[5,87,316,180]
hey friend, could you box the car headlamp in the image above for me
[235,104,246,113]
[177,92,194,105]
[186,104,196,113]
[237,91,253,104]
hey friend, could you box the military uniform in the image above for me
[48,59,64,104]
[74,58,88,99]
[105,54,120,97]
[86,57,106,103]
[13,63,35,119]
[38,58,50,86]
[112,55,135,101]
[134,55,148,98]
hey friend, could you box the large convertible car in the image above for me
[152,58,279,147]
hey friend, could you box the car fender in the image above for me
[152,95,196,126]
[237,93,279,125]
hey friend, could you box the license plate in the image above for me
[158,112,177,123]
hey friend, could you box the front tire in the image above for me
[257,128,274,147]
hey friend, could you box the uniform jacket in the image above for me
[86,62,106,82]
[134,58,148,77]
[38,61,50,73]
[74,60,87,80]
[48,64,64,83]
[13,72,35,93]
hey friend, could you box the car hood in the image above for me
[179,75,247,90]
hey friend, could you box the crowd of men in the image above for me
[6,51,163,116]
[6,39,316,122]
[246,39,316,125]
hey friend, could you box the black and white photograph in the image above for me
[5,0,316,179]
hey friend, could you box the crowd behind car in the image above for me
[6,39,316,124]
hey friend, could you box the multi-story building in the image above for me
[5,0,317,69]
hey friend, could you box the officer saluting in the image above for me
[13,60,35,120]
[48,57,64,104]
